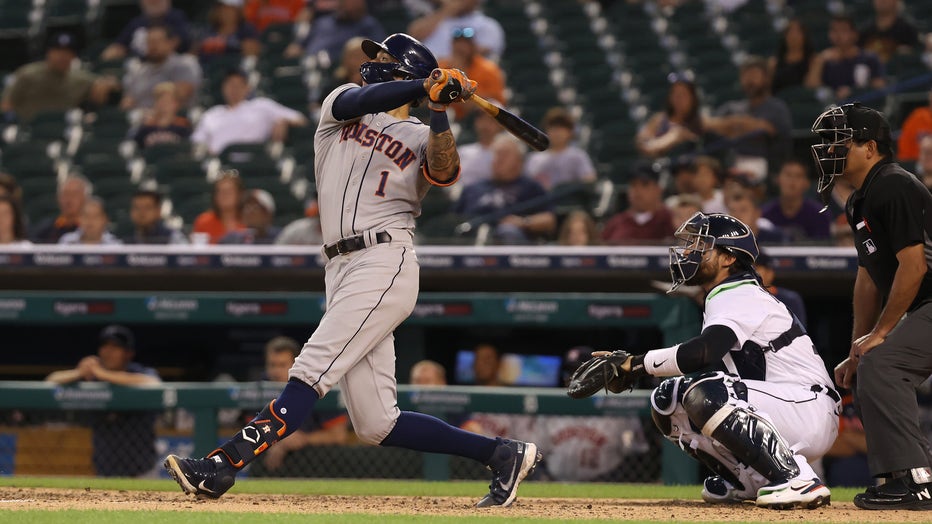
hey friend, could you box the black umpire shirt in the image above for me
[845,158,932,311]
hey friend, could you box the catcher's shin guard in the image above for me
[211,400,288,468]
[682,378,799,484]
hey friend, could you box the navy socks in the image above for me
[380,411,499,464]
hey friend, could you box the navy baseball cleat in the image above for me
[476,439,542,508]
[853,476,932,510]
[164,454,236,499]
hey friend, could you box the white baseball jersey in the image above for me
[314,83,432,245]
[703,276,833,387]
[536,415,648,482]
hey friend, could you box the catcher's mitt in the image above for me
[566,350,645,399]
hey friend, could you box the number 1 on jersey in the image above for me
[375,170,389,197]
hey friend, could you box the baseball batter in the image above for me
[569,212,839,509]
[165,34,541,508]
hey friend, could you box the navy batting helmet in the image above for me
[359,33,438,84]
[669,212,759,292]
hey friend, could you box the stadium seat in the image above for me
[17,175,59,202]
[79,157,130,180]
[149,157,206,182]
[219,143,278,175]
[24,193,59,224]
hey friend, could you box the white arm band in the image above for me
[643,345,683,376]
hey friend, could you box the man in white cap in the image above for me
[219,189,281,244]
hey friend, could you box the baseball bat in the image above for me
[468,94,550,152]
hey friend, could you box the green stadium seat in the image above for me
[24,193,59,224]
[18,176,59,201]
[73,138,125,166]
[141,142,194,165]
[174,193,212,224]
[261,23,295,57]
[150,158,206,182]
[80,157,130,180]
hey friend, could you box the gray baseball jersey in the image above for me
[290,83,440,445]
[314,83,432,245]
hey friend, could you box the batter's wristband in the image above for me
[429,109,450,132]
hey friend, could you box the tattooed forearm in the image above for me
[427,130,459,181]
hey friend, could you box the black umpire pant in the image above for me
[858,301,932,477]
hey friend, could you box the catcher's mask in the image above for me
[810,103,892,208]
[359,33,438,84]
[668,212,759,293]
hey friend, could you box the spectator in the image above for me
[525,108,596,191]
[192,69,307,155]
[456,102,502,187]
[707,56,793,180]
[896,87,932,162]
[859,0,920,64]
[192,171,246,243]
[822,393,872,488]
[668,155,695,197]
[409,0,505,61]
[59,197,123,245]
[807,15,885,101]
[121,24,203,110]
[769,18,816,94]
[725,189,784,244]
[454,134,557,243]
[754,250,807,327]
[101,0,193,60]
[636,75,703,158]
[917,135,932,191]
[245,0,310,32]
[124,190,187,244]
[258,336,350,472]
[438,27,505,120]
[276,198,323,245]
[1,32,119,122]
[665,193,703,232]
[601,162,674,245]
[45,325,160,477]
[289,0,385,63]
[220,189,281,244]
[691,156,727,214]
[410,360,447,386]
[472,343,502,386]
[0,173,23,205]
[133,82,192,149]
[31,174,89,244]
[534,346,648,482]
[197,0,261,64]
[557,210,599,246]
[0,196,29,246]
[761,160,832,242]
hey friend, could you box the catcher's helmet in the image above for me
[669,212,759,292]
[359,33,438,84]
[810,103,892,206]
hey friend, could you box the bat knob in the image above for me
[430,69,446,82]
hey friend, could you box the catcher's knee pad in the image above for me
[650,376,693,436]
[681,375,800,484]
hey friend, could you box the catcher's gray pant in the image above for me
[857,301,932,476]
[289,229,418,444]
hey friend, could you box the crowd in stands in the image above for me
[0,0,931,248]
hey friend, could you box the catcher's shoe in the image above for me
[701,476,752,504]
[755,477,830,510]
[476,439,542,508]
[853,476,932,510]
[164,454,236,499]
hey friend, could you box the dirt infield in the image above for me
[1,487,931,521]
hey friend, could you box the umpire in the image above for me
[813,103,932,510]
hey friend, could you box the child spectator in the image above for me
[525,108,597,191]
[133,82,192,149]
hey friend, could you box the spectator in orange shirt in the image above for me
[192,170,245,243]
[896,88,932,162]
[439,27,505,120]
[244,0,309,32]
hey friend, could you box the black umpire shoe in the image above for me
[164,454,236,499]
[853,476,932,510]
[476,439,542,508]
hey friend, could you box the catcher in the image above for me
[568,212,839,509]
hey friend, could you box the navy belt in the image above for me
[324,232,392,259]
[811,384,841,403]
